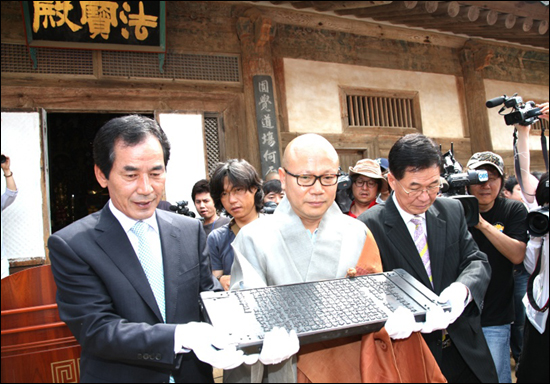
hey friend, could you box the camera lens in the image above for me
[527,209,549,237]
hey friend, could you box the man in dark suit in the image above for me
[358,133,498,383]
[48,115,245,382]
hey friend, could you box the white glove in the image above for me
[384,306,422,340]
[438,282,468,324]
[179,322,245,370]
[244,327,300,365]
[419,305,451,333]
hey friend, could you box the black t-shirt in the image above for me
[469,197,528,326]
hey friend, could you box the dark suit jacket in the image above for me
[358,195,498,383]
[48,204,215,383]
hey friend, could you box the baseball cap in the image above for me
[466,151,505,176]
[375,158,389,172]
[349,159,388,188]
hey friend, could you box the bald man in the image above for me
[227,134,373,382]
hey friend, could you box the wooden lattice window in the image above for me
[341,87,422,134]
[204,113,225,177]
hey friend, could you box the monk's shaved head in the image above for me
[282,134,339,170]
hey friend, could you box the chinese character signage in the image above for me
[22,1,165,52]
[253,75,281,178]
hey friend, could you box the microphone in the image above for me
[486,96,506,108]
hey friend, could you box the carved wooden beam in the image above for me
[311,1,391,12]
[237,9,276,48]
[335,1,417,17]
[456,1,549,22]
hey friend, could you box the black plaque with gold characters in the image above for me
[22,1,165,52]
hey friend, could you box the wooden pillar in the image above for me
[237,9,282,176]
[460,41,493,154]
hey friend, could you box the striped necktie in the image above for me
[410,217,433,287]
[131,220,166,322]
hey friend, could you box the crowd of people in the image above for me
[36,101,549,383]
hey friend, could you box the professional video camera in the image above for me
[440,144,488,227]
[486,94,542,126]
[169,200,196,218]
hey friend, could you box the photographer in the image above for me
[1,154,18,279]
[466,152,528,383]
[502,174,531,367]
[514,102,549,383]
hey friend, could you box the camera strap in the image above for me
[527,237,549,313]
[513,126,548,196]
[542,125,549,172]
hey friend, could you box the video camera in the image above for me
[440,144,488,227]
[486,94,542,126]
[169,200,196,218]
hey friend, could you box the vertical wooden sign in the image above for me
[253,75,281,178]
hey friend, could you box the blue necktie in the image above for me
[131,221,166,322]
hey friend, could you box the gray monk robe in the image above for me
[226,197,368,383]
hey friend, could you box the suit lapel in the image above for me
[384,198,433,289]
[426,203,446,294]
[95,205,164,322]
[157,211,182,324]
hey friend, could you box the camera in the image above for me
[486,94,542,126]
[263,201,278,214]
[440,144,488,227]
[337,169,352,191]
[527,206,549,237]
[335,167,354,213]
[1,154,6,164]
[169,200,196,218]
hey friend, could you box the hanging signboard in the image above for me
[22,1,165,52]
[253,75,282,178]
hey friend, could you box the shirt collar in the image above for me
[391,193,426,223]
[109,200,159,234]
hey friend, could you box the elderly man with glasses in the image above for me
[358,133,498,383]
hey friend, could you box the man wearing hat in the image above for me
[347,159,388,218]
[466,151,528,384]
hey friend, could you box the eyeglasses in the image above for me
[395,178,440,198]
[284,168,341,187]
[354,179,378,188]
[221,186,248,199]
